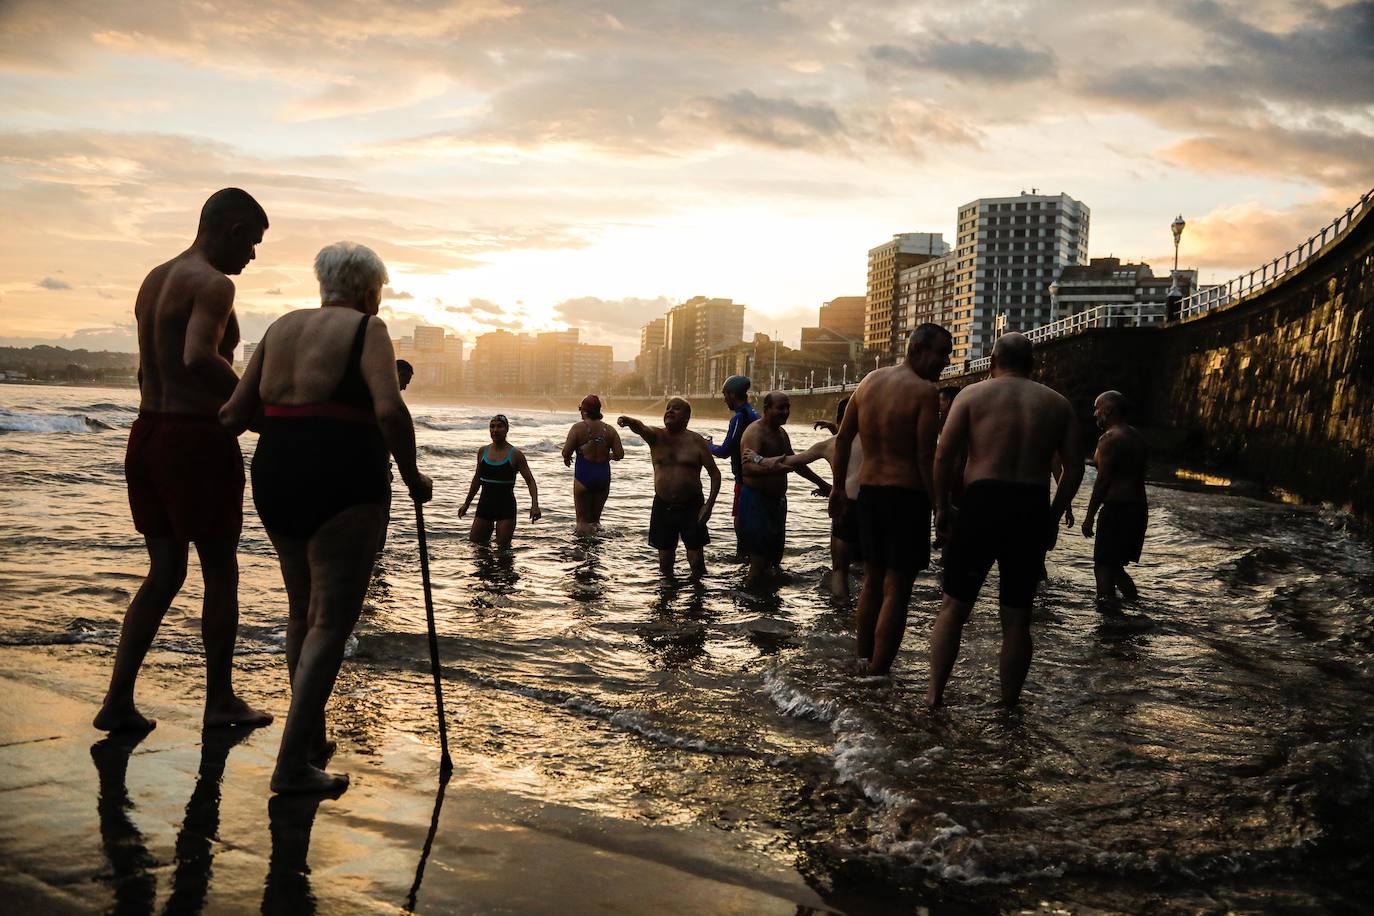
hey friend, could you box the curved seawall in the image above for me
[935,197,1374,520]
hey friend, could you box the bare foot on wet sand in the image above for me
[93,702,157,733]
[272,764,350,795]
[204,695,274,729]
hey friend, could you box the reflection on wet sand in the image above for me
[404,774,453,912]
[91,733,156,914]
[262,788,341,915]
[92,725,262,915]
[165,727,261,913]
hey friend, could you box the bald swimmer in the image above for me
[1082,390,1149,612]
[738,391,830,588]
[830,324,952,674]
[619,398,722,578]
[929,333,1084,707]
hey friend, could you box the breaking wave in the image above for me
[0,410,114,433]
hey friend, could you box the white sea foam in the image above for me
[763,669,840,722]
[0,410,113,433]
[414,417,498,431]
[414,414,546,431]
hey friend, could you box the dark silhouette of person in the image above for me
[96,188,274,734]
[930,333,1085,707]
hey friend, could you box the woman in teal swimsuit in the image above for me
[459,415,541,547]
[560,394,623,535]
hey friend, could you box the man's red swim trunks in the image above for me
[125,412,244,542]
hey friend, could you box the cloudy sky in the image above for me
[1,0,1370,358]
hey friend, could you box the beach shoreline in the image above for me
[0,643,829,914]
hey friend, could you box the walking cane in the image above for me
[414,501,453,775]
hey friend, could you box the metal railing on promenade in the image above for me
[1175,187,1372,321]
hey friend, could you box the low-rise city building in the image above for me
[1052,258,1198,325]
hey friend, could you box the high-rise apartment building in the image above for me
[530,329,614,393]
[397,326,465,392]
[664,297,745,393]
[468,328,612,394]
[948,192,1089,362]
[413,325,446,353]
[638,317,667,390]
[469,330,533,392]
[898,253,958,343]
[865,233,950,361]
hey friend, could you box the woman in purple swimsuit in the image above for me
[560,394,624,535]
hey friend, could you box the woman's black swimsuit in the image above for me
[475,446,518,521]
[252,314,389,539]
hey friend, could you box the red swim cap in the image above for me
[580,394,602,418]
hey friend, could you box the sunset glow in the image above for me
[2,0,1370,357]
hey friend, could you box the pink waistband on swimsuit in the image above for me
[263,403,375,423]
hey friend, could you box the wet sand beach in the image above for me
[0,646,824,913]
[3,385,1374,912]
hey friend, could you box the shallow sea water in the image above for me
[2,384,1372,912]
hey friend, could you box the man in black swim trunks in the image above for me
[830,324,951,674]
[929,333,1084,707]
[619,398,722,578]
[1082,390,1148,613]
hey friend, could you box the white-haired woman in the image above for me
[222,241,432,795]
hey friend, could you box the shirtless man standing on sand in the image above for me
[928,333,1084,707]
[95,188,274,733]
[738,392,830,588]
[619,398,722,578]
[830,324,952,674]
[1082,390,1149,612]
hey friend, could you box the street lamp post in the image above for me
[1168,214,1187,322]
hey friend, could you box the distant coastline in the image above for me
[0,378,138,389]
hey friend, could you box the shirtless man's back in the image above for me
[929,332,1084,707]
[619,398,722,577]
[94,188,273,733]
[830,324,952,674]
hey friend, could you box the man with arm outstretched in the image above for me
[619,398,722,578]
